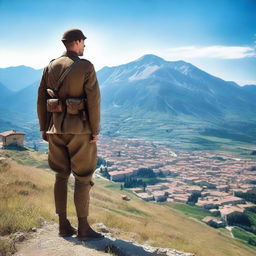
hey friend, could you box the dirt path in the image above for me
[13,221,195,256]
[225,226,234,238]
[13,222,113,256]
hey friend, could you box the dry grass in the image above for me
[89,178,256,256]
[0,149,255,256]
[0,160,56,236]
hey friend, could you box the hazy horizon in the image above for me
[0,0,255,86]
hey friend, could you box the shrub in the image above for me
[227,212,251,226]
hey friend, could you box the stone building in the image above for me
[202,216,226,228]
[0,130,25,148]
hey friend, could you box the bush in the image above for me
[245,206,256,214]
[123,176,146,188]
[248,237,256,246]
[136,168,156,178]
[227,212,251,226]
[187,192,201,204]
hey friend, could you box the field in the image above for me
[100,111,256,154]
[0,148,256,256]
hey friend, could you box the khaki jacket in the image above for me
[37,50,100,135]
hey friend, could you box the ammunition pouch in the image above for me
[66,98,85,115]
[47,98,63,113]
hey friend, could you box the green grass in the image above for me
[164,201,214,220]
[105,182,123,190]
[104,182,137,197]
[1,149,49,169]
[232,226,256,241]
[101,111,256,153]
[122,205,149,216]
[232,226,256,250]
[246,211,256,230]
[140,177,169,185]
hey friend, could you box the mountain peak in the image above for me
[136,54,165,63]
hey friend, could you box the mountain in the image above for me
[97,54,256,149]
[98,54,255,121]
[0,54,256,150]
[3,81,38,117]
[0,82,39,138]
[0,65,43,91]
[242,84,256,97]
[0,82,13,100]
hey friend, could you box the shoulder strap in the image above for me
[57,60,78,88]
[52,59,79,96]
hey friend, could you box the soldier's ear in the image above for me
[72,40,79,46]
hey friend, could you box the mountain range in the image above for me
[0,54,255,151]
[98,54,256,120]
[0,65,43,91]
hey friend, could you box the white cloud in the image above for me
[155,45,256,60]
[0,44,255,74]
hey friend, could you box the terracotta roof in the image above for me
[0,130,25,137]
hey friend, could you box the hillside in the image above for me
[98,54,256,120]
[0,65,42,91]
[0,149,256,256]
[0,82,13,100]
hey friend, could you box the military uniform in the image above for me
[37,48,100,218]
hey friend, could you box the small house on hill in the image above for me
[0,130,25,148]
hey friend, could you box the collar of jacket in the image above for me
[61,50,80,60]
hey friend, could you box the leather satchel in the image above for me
[66,98,85,115]
[47,98,63,112]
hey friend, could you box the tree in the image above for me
[226,212,251,226]
[248,237,256,246]
[97,156,107,167]
[99,167,110,179]
[143,182,147,192]
[137,168,156,178]
[235,189,256,204]
[245,206,256,214]
[158,170,165,177]
[187,192,201,204]
[123,176,145,188]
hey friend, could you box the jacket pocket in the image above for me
[47,99,63,112]
[66,98,85,115]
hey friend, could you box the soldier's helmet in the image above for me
[61,29,87,42]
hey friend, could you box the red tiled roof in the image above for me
[0,130,25,137]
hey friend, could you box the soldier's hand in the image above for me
[89,134,99,143]
[41,131,48,142]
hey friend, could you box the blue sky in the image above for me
[0,0,255,85]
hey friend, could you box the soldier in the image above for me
[37,28,104,240]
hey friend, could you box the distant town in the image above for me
[97,135,256,228]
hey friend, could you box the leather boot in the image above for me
[58,213,77,237]
[77,217,104,240]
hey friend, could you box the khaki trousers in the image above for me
[47,134,97,218]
